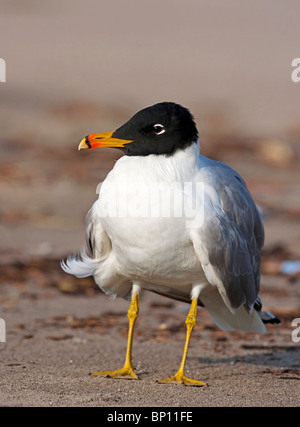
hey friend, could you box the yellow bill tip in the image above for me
[78,137,90,150]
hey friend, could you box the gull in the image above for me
[61,102,278,386]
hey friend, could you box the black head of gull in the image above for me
[79,102,198,156]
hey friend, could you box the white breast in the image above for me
[95,142,205,286]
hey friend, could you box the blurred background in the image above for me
[0,0,299,305]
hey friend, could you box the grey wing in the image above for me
[192,158,264,312]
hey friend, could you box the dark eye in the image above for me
[153,124,165,135]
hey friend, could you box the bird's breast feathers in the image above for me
[92,144,206,283]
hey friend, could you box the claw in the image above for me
[157,372,206,387]
[90,367,139,380]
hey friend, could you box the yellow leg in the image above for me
[90,291,139,380]
[157,298,207,387]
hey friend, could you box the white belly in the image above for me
[97,174,204,286]
[94,145,207,290]
[100,214,204,286]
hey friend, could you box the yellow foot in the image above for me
[157,373,206,387]
[89,367,139,380]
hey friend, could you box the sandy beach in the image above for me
[0,1,299,407]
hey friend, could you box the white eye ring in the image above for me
[153,124,165,135]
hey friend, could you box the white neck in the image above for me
[111,140,200,183]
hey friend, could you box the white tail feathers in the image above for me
[199,284,266,333]
[206,303,266,333]
[60,251,97,278]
